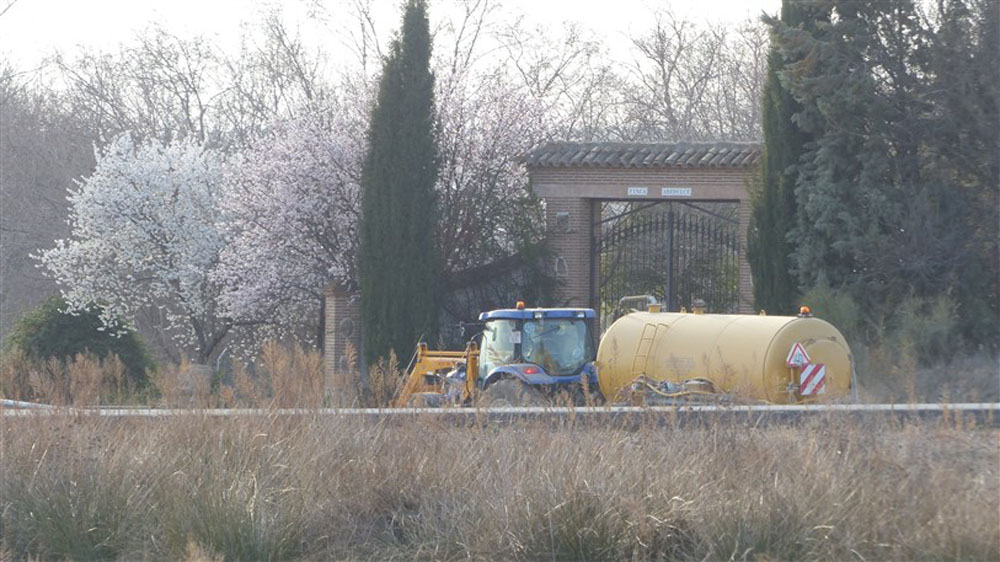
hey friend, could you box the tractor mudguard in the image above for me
[481,366,530,389]
[481,363,598,389]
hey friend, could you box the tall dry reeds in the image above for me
[260,342,325,409]
[0,351,129,406]
[1,342,345,409]
[1,412,996,561]
[7,337,992,410]
[362,350,405,408]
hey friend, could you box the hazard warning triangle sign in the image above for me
[786,342,811,367]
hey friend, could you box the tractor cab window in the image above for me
[522,319,593,376]
[480,319,517,379]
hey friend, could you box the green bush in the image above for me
[4,296,154,388]
[799,282,863,346]
[800,285,967,399]
[889,294,960,366]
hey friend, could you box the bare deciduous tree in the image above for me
[57,18,329,149]
[496,19,617,141]
[704,20,769,140]
[617,9,767,141]
[57,28,220,144]
[0,66,93,345]
[220,13,329,146]
[0,0,19,19]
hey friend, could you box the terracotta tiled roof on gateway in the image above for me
[523,141,762,168]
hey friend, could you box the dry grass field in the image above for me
[1,347,998,561]
[1,411,997,561]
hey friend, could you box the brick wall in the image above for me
[530,167,749,201]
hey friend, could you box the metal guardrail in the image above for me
[2,402,997,427]
[1,399,55,409]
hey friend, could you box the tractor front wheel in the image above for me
[479,378,546,407]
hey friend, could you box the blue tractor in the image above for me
[476,305,600,405]
[393,303,600,407]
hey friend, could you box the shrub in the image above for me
[4,296,155,389]
[799,282,862,345]
[889,293,960,365]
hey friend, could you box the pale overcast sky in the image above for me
[0,0,780,68]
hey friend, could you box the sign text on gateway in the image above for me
[661,187,692,197]
[625,187,693,197]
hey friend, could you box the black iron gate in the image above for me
[593,201,740,324]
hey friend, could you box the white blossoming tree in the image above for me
[436,71,549,271]
[215,105,363,346]
[39,133,231,363]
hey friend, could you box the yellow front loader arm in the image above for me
[393,341,480,407]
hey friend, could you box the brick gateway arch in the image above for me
[523,141,761,322]
[324,141,761,388]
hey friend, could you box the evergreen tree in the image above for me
[777,0,929,312]
[772,0,998,349]
[922,0,1000,345]
[359,0,440,364]
[748,1,820,314]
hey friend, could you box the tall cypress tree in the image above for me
[359,0,440,365]
[747,1,818,314]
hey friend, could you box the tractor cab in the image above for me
[477,305,599,401]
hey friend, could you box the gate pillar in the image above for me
[737,201,754,313]
[544,197,598,307]
[324,282,361,406]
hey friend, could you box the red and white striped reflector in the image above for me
[799,363,826,396]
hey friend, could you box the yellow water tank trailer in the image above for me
[596,311,853,403]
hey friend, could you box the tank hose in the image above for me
[629,376,718,400]
[628,376,769,405]
[639,381,716,400]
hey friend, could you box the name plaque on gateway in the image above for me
[627,187,648,196]
[661,187,692,197]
